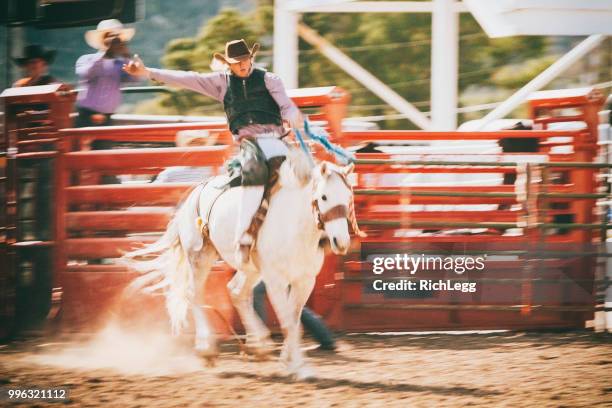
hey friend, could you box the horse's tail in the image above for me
[122,183,207,335]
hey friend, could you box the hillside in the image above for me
[8,0,255,86]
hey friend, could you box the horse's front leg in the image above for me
[227,270,273,358]
[264,273,315,380]
[287,276,317,378]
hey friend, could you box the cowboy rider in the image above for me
[123,39,304,266]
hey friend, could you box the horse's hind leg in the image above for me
[189,246,219,363]
[227,270,273,358]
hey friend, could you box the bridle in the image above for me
[313,201,349,230]
[312,168,367,237]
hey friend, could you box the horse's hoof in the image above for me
[244,345,268,356]
[244,342,274,360]
[196,347,219,367]
[242,349,271,361]
[284,359,316,381]
[195,338,219,366]
[196,346,219,357]
[292,365,316,381]
[244,336,274,359]
[204,356,217,368]
[253,350,272,361]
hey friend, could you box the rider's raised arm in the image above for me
[264,72,303,130]
[147,68,227,102]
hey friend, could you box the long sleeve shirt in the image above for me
[147,68,301,140]
[75,52,139,114]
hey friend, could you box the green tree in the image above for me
[299,11,549,127]
[138,3,551,128]
[139,8,259,115]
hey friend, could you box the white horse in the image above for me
[123,150,361,379]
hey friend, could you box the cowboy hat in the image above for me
[13,45,56,66]
[213,39,260,65]
[85,19,135,50]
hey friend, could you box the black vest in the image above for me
[223,68,283,134]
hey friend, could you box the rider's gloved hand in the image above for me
[289,111,305,134]
[122,54,148,77]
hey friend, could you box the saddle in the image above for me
[199,155,286,247]
[244,156,286,239]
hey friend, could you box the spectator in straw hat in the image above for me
[124,39,304,266]
[13,44,58,87]
[75,19,140,129]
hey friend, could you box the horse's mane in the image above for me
[282,146,314,187]
[282,147,355,190]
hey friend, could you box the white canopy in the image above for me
[464,0,612,37]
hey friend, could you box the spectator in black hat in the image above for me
[13,44,58,88]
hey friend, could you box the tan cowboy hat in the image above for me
[213,39,260,65]
[85,19,135,50]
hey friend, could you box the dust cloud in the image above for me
[28,322,204,376]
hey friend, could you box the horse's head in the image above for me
[312,161,365,255]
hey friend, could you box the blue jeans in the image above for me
[253,281,335,349]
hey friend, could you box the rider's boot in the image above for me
[235,185,265,266]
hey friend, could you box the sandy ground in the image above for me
[0,328,610,408]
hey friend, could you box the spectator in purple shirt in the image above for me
[75,19,139,130]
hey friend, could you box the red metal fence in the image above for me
[1,84,608,336]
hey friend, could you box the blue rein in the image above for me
[294,119,355,165]
[293,125,315,167]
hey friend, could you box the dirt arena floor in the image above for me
[0,328,610,407]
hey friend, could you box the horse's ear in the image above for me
[344,162,355,175]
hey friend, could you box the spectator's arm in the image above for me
[75,53,105,80]
[12,78,29,87]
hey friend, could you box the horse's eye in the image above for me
[321,194,327,201]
